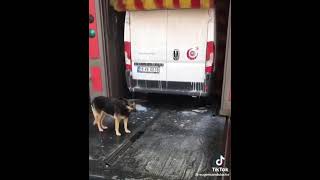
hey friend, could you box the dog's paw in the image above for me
[102,125,108,129]
[99,129,104,132]
[116,132,121,136]
[125,129,131,134]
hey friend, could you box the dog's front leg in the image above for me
[91,105,98,125]
[124,117,131,134]
[114,115,121,136]
[96,112,104,132]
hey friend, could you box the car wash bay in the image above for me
[89,0,230,179]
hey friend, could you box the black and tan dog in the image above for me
[91,96,136,136]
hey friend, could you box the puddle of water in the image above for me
[180,111,197,116]
[136,104,147,112]
[192,109,208,113]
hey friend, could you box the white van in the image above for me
[124,8,215,97]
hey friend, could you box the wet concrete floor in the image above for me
[89,95,226,180]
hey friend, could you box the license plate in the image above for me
[137,66,160,73]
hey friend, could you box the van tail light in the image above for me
[205,41,215,73]
[124,41,132,70]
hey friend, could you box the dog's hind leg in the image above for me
[114,115,121,136]
[100,112,108,129]
[123,117,131,134]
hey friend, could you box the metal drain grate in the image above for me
[104,112,160,168]
[104,127,145,167]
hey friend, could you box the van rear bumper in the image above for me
[126,72,211,97]
[129,86,209,97]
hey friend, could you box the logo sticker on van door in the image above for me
[173,49,180,61]
[187,47,199,60]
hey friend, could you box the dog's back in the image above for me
[92,96,130,117]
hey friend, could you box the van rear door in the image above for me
[166,9,209,83]
[130,10,167,81]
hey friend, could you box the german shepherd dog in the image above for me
[91,96,136,136]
